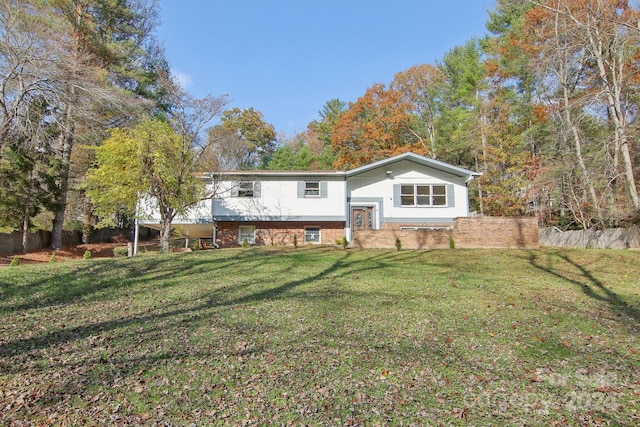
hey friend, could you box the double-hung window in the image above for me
[400,184,447,207]
[304,181,320,197]
[298,181,327,198]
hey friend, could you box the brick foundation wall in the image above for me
[215,221,345,248]
[352,217,539,250]
[452,217,539,249]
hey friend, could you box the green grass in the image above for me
[1,247,639,425]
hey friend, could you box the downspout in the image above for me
[211,185,220,248]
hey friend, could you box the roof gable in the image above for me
[345,152,481,180]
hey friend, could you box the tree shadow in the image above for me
[0,248,424,360]
[525,250,640,330]
[0,249,264,314]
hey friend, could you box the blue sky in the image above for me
[156,1,496,137]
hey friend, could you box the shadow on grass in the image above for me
[526,250,640,330]
[0,249,264,314]
[0,247,425,360]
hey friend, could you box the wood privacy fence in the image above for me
[539,226,640,249]
[352,217,540,250]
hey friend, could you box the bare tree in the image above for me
[531,0,640,218]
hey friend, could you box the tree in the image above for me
[523,0,640,226]
[391,64,445,157]
[207,107,277,170]
[86,77,227,252]
[267,138,315,170]
[309,98,347,146]
[331,83,428,169]
[86,118,203,252]
[436,40,487,169]
[47,0,162,249]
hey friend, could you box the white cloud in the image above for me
[172,70,194,90]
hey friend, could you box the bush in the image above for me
[242,238,249,248]
[9,256,19,267]
[292,234,298,249]
[449,235,456,249]
[113,247,129,257]
[83,250,92,260]
[395,237,402,251]
[335,236,349,249]
[49,253,57,263]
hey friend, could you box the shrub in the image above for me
[9,256,19,267]
[292,234,298,249]
[242,237,249,248]
[49,253,57,263]
[395,237,402,251]
[449,235,456,249]
[113,247,129,257]
[335,236,349,249]
[83,250,92,260]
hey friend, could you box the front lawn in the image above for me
[1,247,639,425]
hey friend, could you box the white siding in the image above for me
[347,159,470,222]
[213,176,346,221]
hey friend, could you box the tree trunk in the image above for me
[82,193,93,244]
[159,206,176,253]
[50,115,74,250]
[21,199,30,254]
[159,217,172,253]
[583,15,640,213]
[562,86,602,226]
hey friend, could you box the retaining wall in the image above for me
[352,217,540,250]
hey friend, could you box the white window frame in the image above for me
[304,227,321,244]
[400,184,447,207]
[304,181,320,197]
[239,226,256,245]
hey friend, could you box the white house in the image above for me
[139,152,481,248]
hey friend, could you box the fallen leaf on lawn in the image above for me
[452,407,467,419]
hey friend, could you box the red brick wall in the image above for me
[215,221,345,248]
[452,217,539,249]
[352,217,539,250]
[215,217,539,249]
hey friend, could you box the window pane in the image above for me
[305,181,320,196]
[238,182,254,197]
[400,185,414,195]
[416,185,430,196]
[416,196,430,206]
[433,185,446,195]
[304,227,320,243]
[401,195,415,206]
[433,195,447,206]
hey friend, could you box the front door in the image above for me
[352,207,374,232]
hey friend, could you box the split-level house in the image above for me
[139,152,481,248]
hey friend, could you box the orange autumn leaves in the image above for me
[331,83,428,169]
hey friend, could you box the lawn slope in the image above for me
[1,247,639,425]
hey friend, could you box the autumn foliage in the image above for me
[331,84,428,169]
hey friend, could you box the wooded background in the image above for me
[2,0,639,252]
